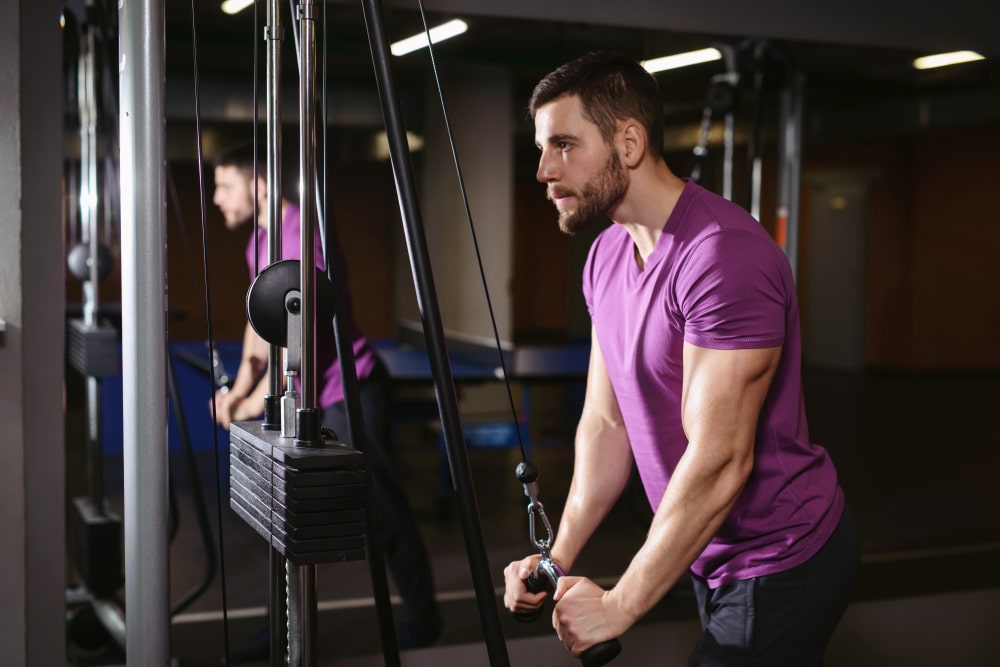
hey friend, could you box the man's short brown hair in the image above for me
[529,51,665,155]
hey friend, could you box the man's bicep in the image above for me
[680,343,780,456]
[580,327,624,429]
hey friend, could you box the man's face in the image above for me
[534,95,628,236]
[212,165,255,230]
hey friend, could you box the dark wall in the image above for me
[801,122,1000,370]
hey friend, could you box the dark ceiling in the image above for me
[64,0,1000,162]
[162,0,1000,130]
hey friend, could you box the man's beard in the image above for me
[226,197,257,230]
[555,151,627,236]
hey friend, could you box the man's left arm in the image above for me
[552,342,781,655]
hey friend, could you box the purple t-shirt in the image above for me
[246,203,377,408]
[583,180,843,588]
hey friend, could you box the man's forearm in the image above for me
[232,370,270,422]
[607,444,750,627]
[228,321,268,399]
[551,417,633,572]
[607,344,776,628]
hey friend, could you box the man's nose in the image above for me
[536,151,557,183]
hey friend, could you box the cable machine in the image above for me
[114,0,510,663]
[64,3,217,663]
[690,39,803,278]
[64,0,126,656]
[225,0,513,662]
[118,1,643,665]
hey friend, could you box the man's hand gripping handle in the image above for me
[513,461,622,667]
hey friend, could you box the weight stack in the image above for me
[229,421,367,565]
[66,318,120,377]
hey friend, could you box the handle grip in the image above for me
[512,569,548,623]
[580,638,622,667]
[511,566,623,665]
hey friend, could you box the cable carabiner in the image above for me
[527,499,555,554]
[512,459,622,666]
[515,460,562,602]
[518,460,554,554]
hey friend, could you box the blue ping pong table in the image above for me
[374,337,590,503]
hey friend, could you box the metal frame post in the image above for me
[119,0,169,663]
[777,71,804,281]
[359,0,510,663]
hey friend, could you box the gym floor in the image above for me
[66,367,1000,666]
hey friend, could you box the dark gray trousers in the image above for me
[321,362,441,629]
[689,507,859,666]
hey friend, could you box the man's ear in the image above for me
[618,120,646,169]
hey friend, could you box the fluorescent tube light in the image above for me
[913,50,984,70]
[641,48,722,74]
[221,0,254,16]
[390,19,468,56]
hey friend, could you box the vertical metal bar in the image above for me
[286,561,302,666]
[297,3,319,663]
[748,44,767,220]
[777,72,804,281]
[268,547,288,667]
[359,1,510,663]
[269,550,287,667]
[86,376,103,507]
[298,0,316,414]
[302,566,318,666]
[266,0,284,405]
[119,0,169,664]
[264,5,290,655]
[719,44,736,202]
[79,27,97,326]
[750,156,762,220]
[67,160,79,247]
[78,24,106,510]
[723,112,734,201]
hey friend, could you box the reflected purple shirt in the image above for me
[246,203,377,408]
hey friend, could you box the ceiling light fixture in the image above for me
[913,50,984,70]
[641,47,722,74]
[390,19,468,56]
[221,0,254,16]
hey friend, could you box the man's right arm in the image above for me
[231,320,268,395]
[550,326,634,572]
[504,328,633,615]
[212,320,268,428]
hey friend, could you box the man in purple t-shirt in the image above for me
[503,53,858,665]
[211,143,442,651]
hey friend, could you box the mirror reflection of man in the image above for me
[210,142,443,652]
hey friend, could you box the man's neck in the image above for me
[256,199,288,229]
[615,162,685,264]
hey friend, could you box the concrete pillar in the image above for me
[395,64,514,342]
[0,1,66,665]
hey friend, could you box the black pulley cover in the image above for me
[707,80,738,114]
[246,259,336,347]
[67,242,114,282]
